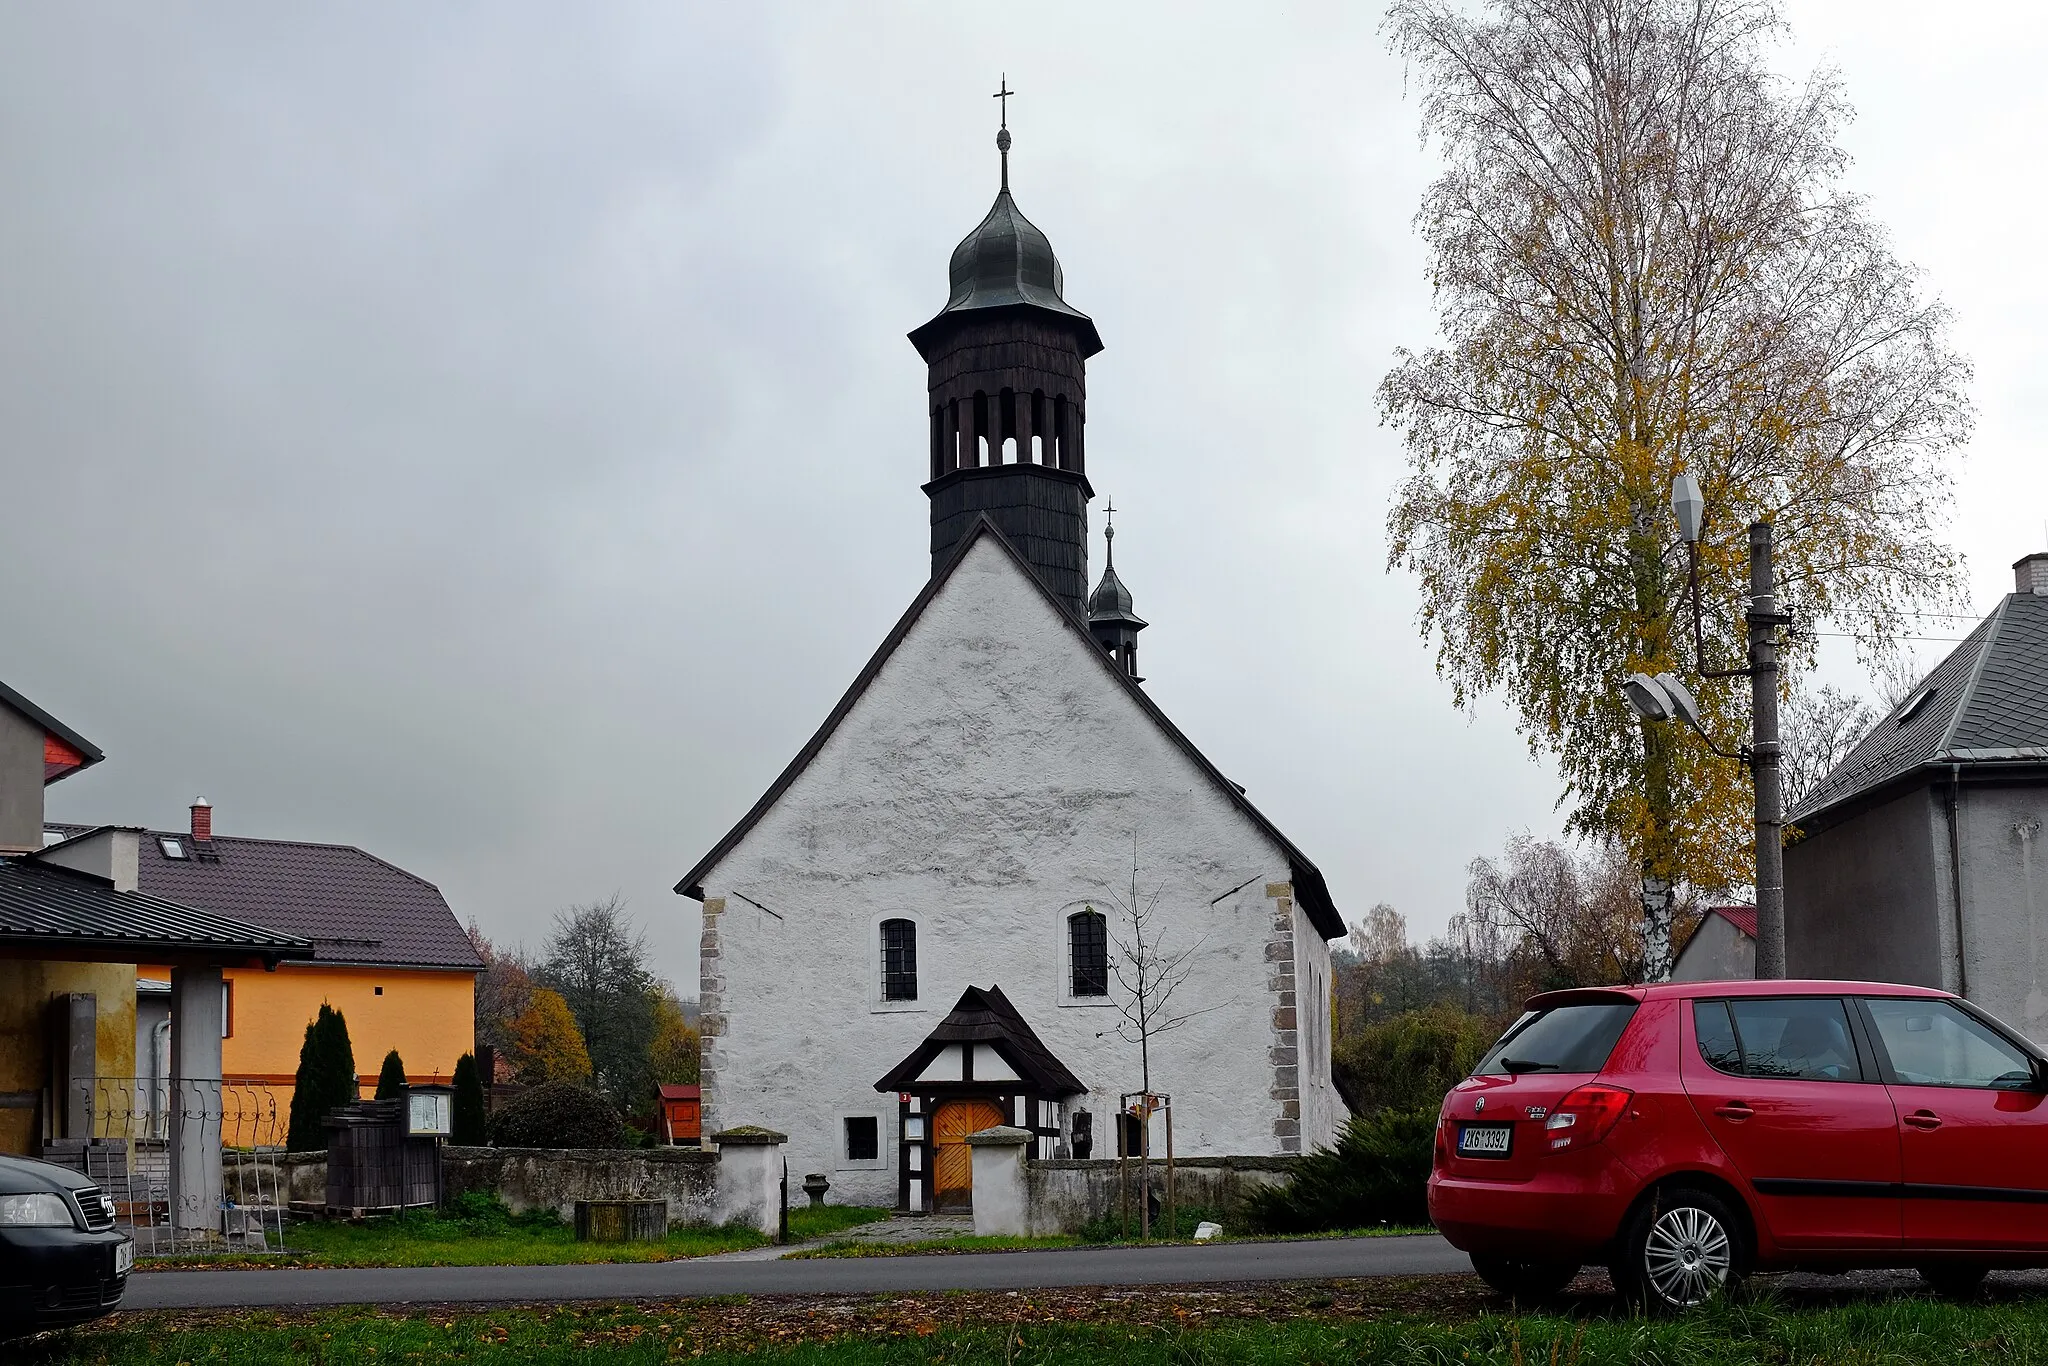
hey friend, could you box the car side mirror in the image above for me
[2035,1058,2048,1093]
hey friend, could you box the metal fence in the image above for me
[42,1076,290,1258]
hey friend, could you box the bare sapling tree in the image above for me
[1383,0,1973,979]
[1090,845,1226,1237]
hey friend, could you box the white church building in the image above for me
[675,118,1345,1212]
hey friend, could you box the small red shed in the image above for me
[659,1084,702,1146]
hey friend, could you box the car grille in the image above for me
[75,1186,116,1231]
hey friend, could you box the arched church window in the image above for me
[880,919,918,1001]
[1068,910,1108,997]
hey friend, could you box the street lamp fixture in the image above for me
[1618,472,1793,980]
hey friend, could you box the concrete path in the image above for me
[124,1233,1473,1310]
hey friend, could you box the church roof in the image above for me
[673,515,1344,941]
[907,184,1103,359]
[1789,588,2048,824]
[873,984,1085,1096]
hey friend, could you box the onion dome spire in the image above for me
[1088,500,1146,681]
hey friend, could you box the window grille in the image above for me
[1068,910,1108,997]
[845,1116,879,1161]
[880,919,918,1001]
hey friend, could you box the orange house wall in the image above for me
[140,963,475,1124]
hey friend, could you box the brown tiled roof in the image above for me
[45,823,481,972]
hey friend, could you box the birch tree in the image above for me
[1382,0,1972,976]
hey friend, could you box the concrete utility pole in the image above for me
[1623,484,1795,981]
[1746,522,1788,979]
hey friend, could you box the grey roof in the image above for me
[874,985,1085,1096]
[0,857,313,964]
[0,678,104,782]
[908,185,1103,359]
[674,515,1345,941]
[1791,591,2048,821]
[44,822,481,971]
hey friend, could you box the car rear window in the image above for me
[1474,1001,1637,1077]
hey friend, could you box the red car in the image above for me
[1429,979,2048,1311]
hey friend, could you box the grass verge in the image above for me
[26,1278,2048,1364]
[150,1201,891,1270]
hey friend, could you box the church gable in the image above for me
[678,519,1337,934]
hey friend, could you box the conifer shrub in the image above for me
[1242,1107,1439,1233]
[451,1052,488,1146]
[486,1081,625,1150]
[285,1003,359,1152]
[374,1049,408,1100]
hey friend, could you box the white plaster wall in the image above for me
[1293,911,1341,1151]
[689,536,1336,1205]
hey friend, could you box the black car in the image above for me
[0,1153,132,1336]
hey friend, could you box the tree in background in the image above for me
[509,987,592,1085]
[649,989,700,1086]
[285,1003,357,1152]
[1383,0,1972,978]
[1463,834,1660,995]
[1782,681,1881,813]
[451,1052,487,1145]
[535,895,658,1114]
[467,918,534,1083]
[373,1048,408,1100]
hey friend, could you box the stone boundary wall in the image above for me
[244,1146,721,1228]
[1025,1155,1301,1235]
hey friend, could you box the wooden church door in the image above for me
[932,1099,1005,1210]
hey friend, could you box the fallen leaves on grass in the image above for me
[87,1276,1494,1358]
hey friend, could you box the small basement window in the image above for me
[158,837,187,859]
[845,1116,879,1161]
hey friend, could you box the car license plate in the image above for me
[114,1239,134,1277]
[1458,1123,1513,1158]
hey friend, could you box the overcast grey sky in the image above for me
[6,2,2043,985]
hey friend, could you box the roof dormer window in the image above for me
[158,837,187,860]
[1896,686,1939,726]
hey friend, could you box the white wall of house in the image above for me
[689,536,1340,1206]
[1671,915,1755,983]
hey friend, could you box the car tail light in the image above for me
[1543,1084,1633,1151]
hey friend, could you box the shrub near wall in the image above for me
[1252,1005,1499,1233]
[488,1083,625,1150]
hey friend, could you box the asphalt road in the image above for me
[124,1234,1473,1310]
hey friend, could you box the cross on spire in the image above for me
[993,75,1014,191]
[1103,498,1116,564]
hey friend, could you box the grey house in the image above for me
[1785,552,2048,1042]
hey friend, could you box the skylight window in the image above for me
[158,837,187,860]
[1896,686,1939,726]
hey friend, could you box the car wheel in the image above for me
[1612,1185,1748,1313]
[1469,1254,1581,1302]
[1918,1264,1989,1298]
